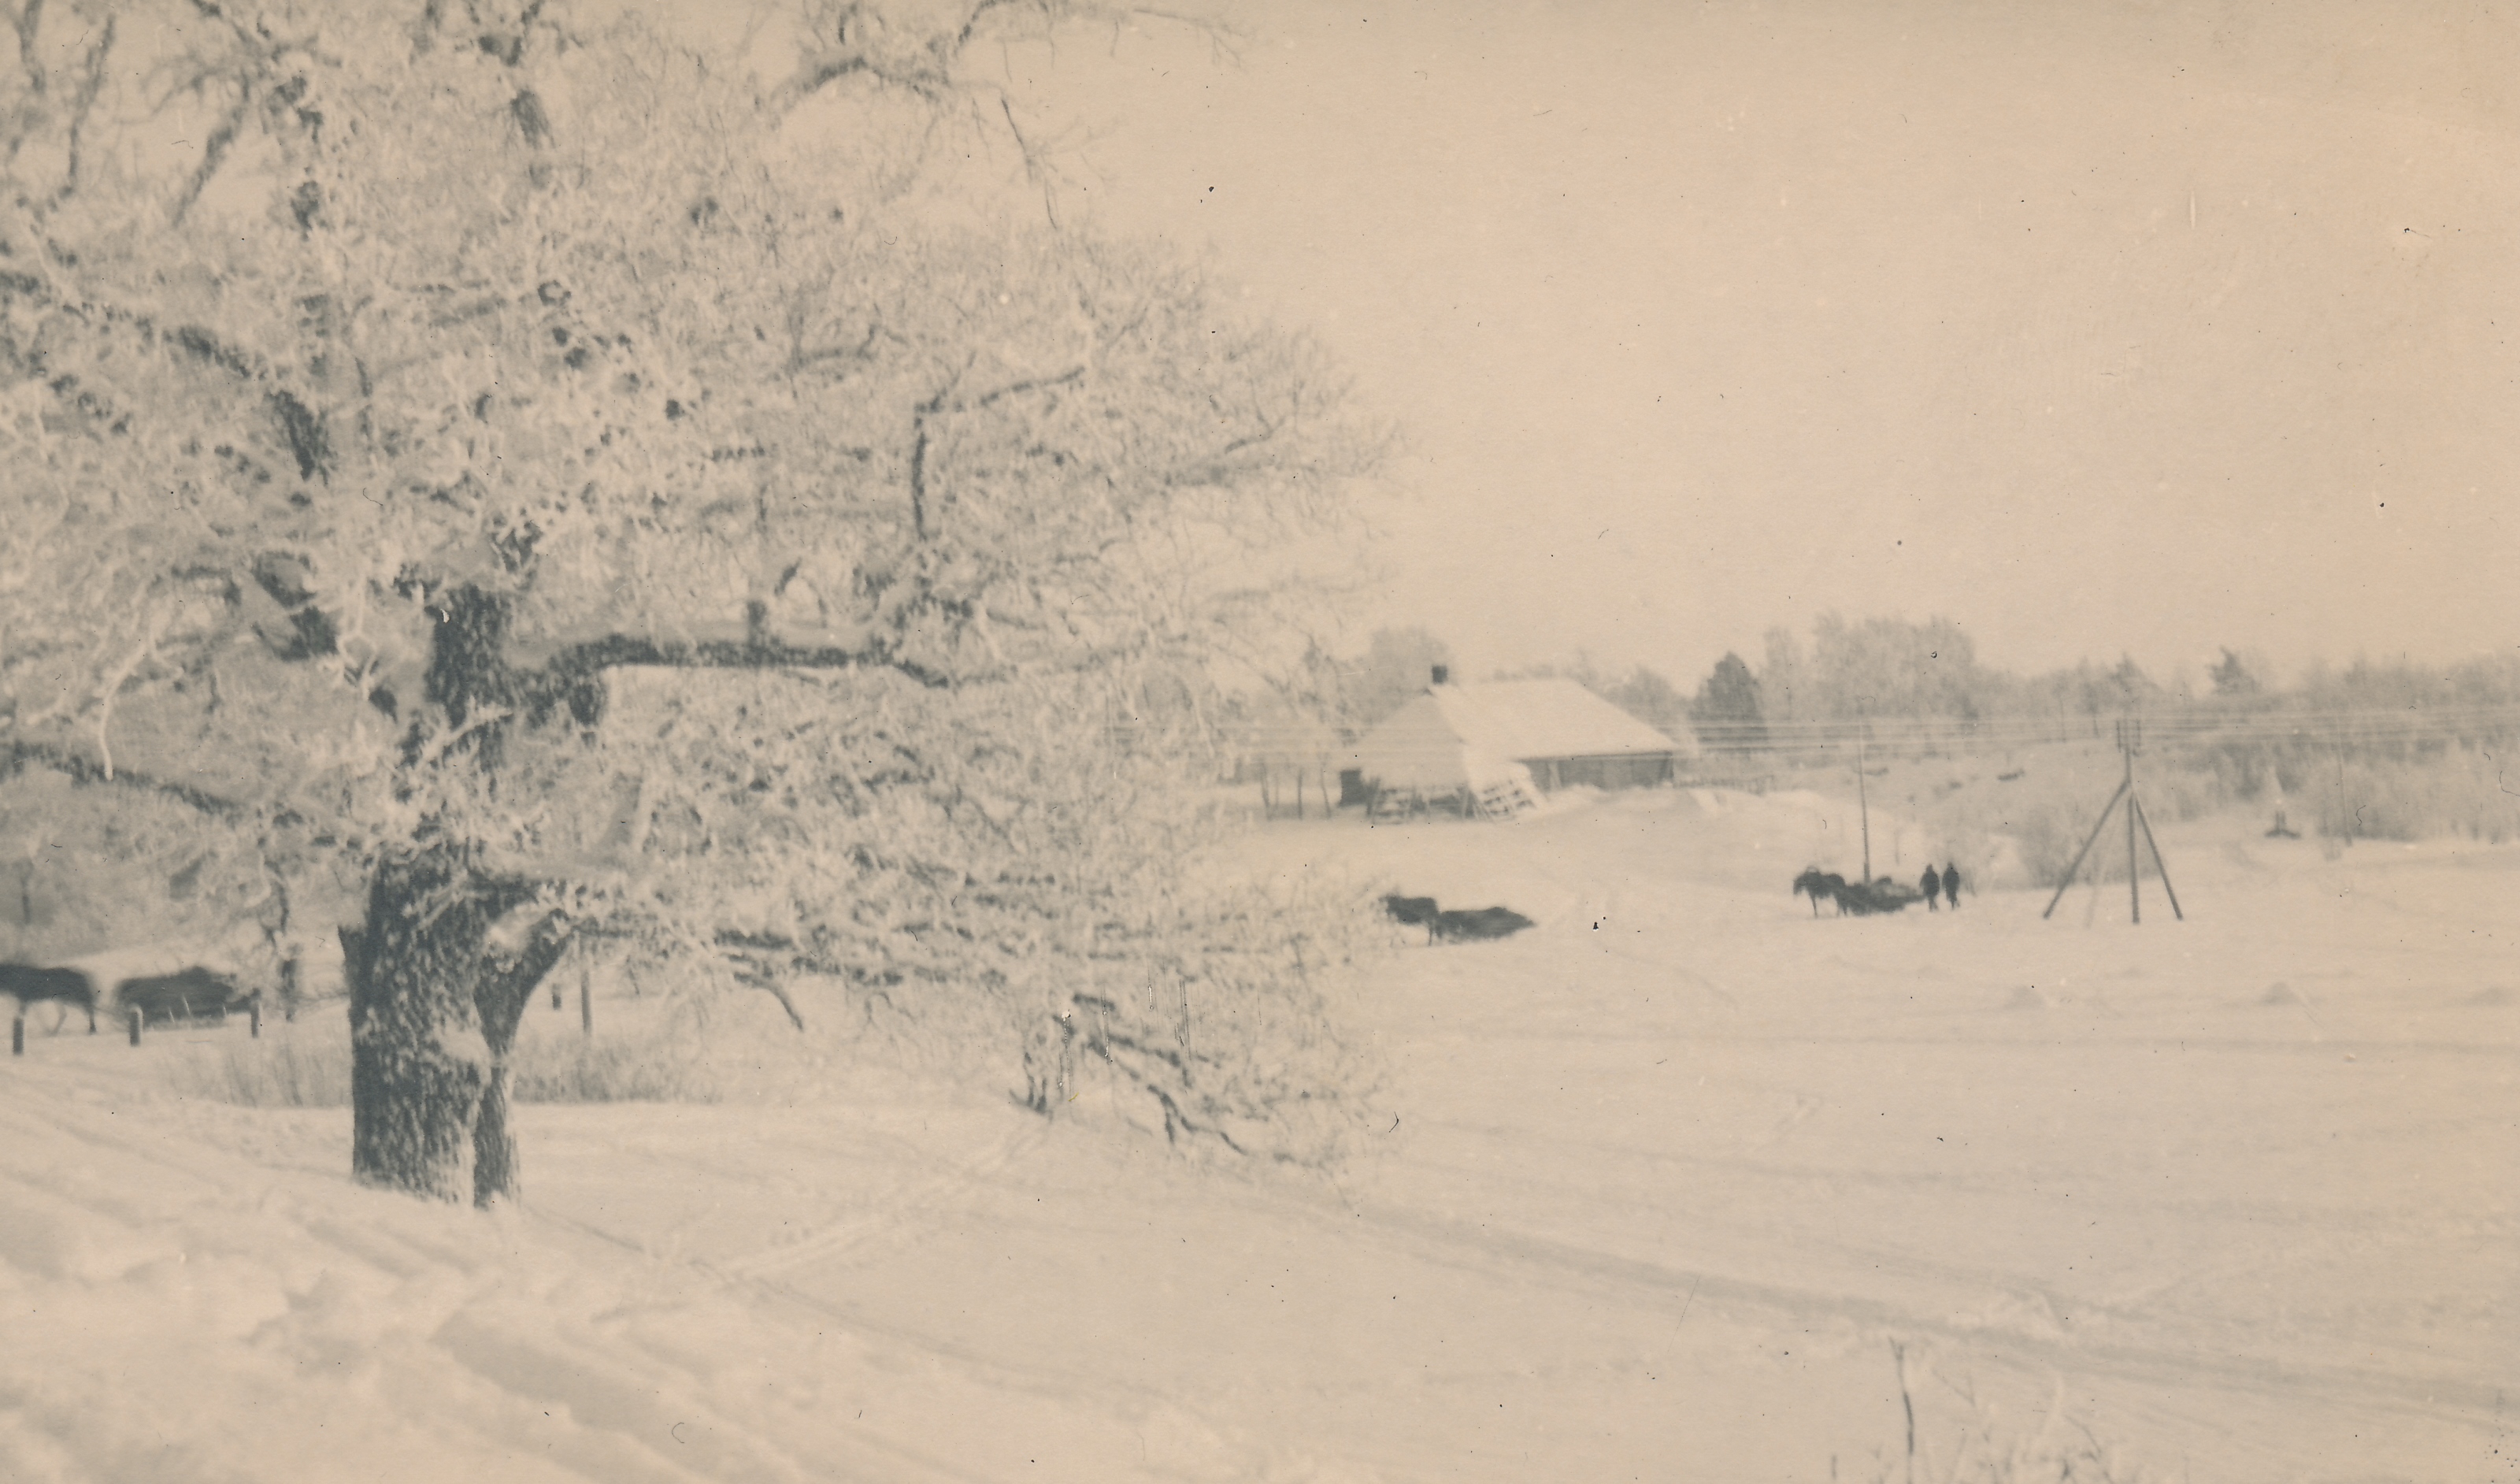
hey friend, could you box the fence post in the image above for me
[580,959,593,1037]
[128,1008,143,1047]
[11,1015,20,1056]
[250,995,262,1039]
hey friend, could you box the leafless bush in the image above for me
[1870,1340,2154,1484]
[164,1000,711,1108]
[167,1017,353,1109]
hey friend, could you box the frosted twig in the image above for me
[91,607,171,781]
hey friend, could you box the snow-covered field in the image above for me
[5,788,2513,1482]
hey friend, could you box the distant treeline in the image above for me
[1224,618,2520,753]
[1667,616,2520,750]
[1219,610,2520,811]
[1655,617,2520,850]
[1221,618,2520,846]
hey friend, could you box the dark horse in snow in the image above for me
[1430,906,1536,943]
[1794,870,1924,916]
[1381,894,1440,927]
[117,966,246,1026]
[1,963,98,1032]
[1385,892,1534,944]
[1792,869,1848,917]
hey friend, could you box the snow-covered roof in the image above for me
[1348,678,1692,791]
[1430,679,1690,762]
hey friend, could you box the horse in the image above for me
[1430,906,1534,943]
[0,963,98,1033]
[1792,869,1847,917]
[115,966,245,1026]
[1381,894,1440,926]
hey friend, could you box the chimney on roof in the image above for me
[1429,664,1449,687]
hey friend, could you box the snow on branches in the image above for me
[1,0,1383,1199]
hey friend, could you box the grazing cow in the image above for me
[1792,868,1848,917]
[1941,862,1963,908]
[1381,894,1440,927]
[114,966,245,1026]
[1429,906,1535,944]
[1,963,98,1033]
[1921,865,1942,911]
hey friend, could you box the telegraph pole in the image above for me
[1856,732,1872,882]
[2044,715,2184,923]
[2124,719,2141,924]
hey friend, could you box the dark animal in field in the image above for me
[1792,868,1848,917]
[1429,907,1535,943]
[1,963,98,1032]
[1996,770,2024,782]
[1942,861,1963,907]
[114,966,245,1026]
[1381,894,1440,926]
[1921,865,1942,911]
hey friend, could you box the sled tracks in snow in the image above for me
[702,1120,1052,1284]
[1282,1193,2506,1433]
[531,1118,1054,1287]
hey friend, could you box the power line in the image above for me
[1188,703,2520,762]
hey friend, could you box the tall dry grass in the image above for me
[168,1014,354,1108]
[164,1000,716,1109]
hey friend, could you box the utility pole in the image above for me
[2044,715,2185,922]
[1856,731,1872,882]
[2125,719,2141,924]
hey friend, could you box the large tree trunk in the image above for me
[345,583,579,1208]
[344,841,495,1201]
[470,924,568,1209]
[472,1059,517,1207]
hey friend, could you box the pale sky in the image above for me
[1005,0,2518,691]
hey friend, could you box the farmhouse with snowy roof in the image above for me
[1346,673,1695,817]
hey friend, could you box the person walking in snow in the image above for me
[1942,861,1963,909]
[1920,863,1942,911]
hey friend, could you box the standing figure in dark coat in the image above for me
[1942,861,1962,908]
[1920,864,1942,911]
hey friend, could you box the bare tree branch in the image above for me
[55,13,115,198]
[0,738,249,818]
[11,0,45,98]
[478,905,573,1025]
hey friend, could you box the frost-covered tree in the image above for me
[1686,652,1762,751]
[1342,625,1453,731]
[2,0,1380,1204]
[2209,647,2262,698]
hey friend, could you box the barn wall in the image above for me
[1525,754,1675,791]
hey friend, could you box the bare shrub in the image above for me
[167,1017,354,1109]
[1872,1339,2155,1483]
[1915,735,2518,890]
[2301,745,2520,844]
[165,998,710,1108]
[510,1029,717,1104]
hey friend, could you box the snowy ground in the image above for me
[4,788,2513,1482]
